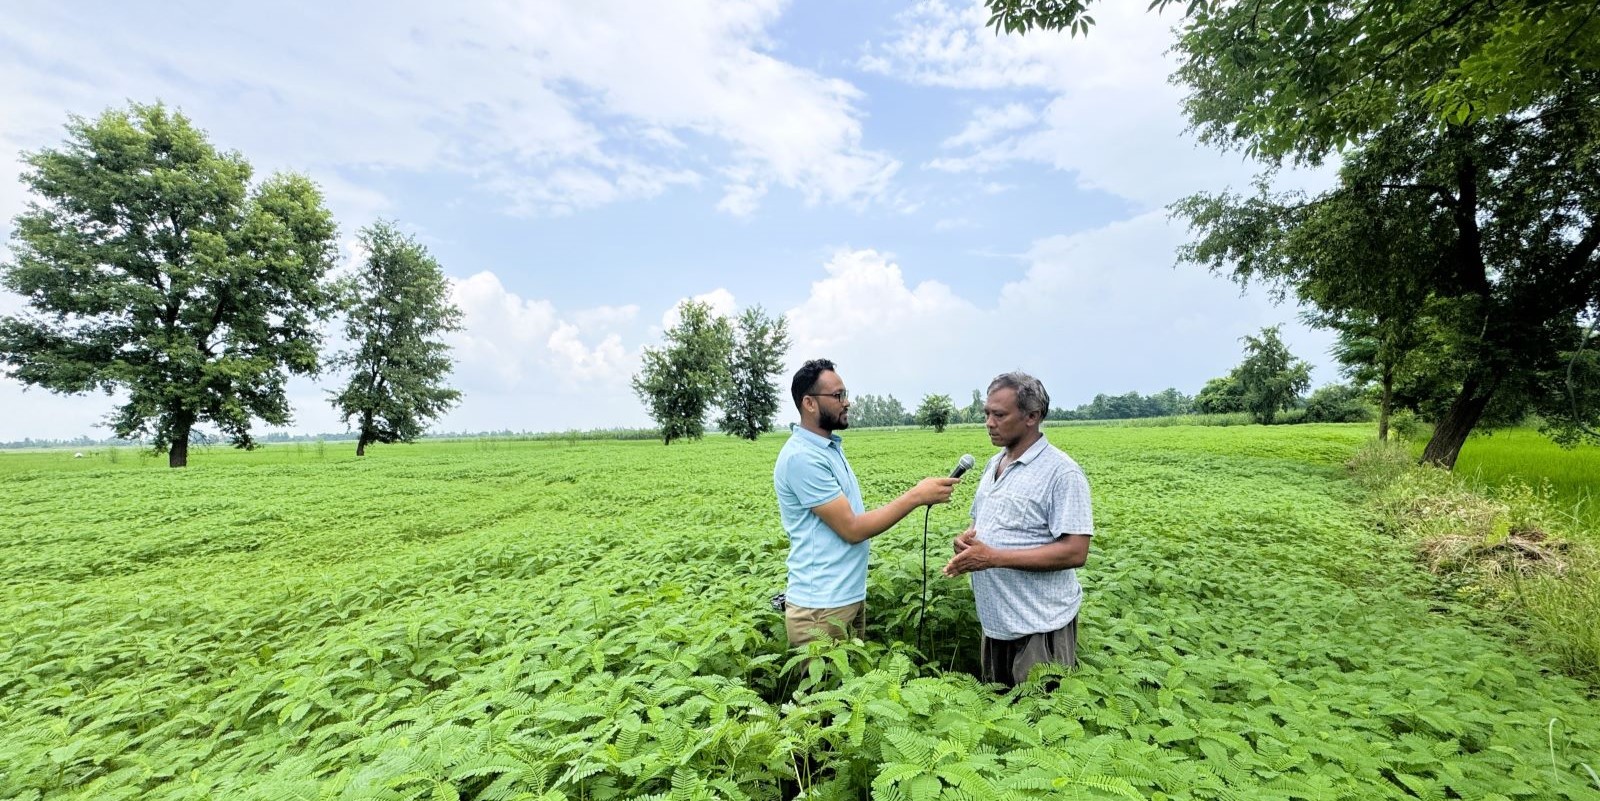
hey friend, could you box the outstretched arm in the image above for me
[812,477,960,544]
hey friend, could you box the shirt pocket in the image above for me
[979,490,1048,546]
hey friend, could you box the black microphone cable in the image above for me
[918,504,933,657]
[918,454,974,659]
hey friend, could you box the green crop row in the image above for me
[2,425,1596,800]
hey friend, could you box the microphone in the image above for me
[949,453,975,479]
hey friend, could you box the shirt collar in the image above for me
[1010,433,1050,465]
[791,424,842,450]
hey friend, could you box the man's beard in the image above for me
[820,406,849,431]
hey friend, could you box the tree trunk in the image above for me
[1419,377,1496,469]
[168,410,196,468]
[356,410,374,456]
[1378,366,1394,442]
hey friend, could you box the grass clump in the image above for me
[1351,438,1599,682]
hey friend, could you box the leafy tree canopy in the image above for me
[718,305,790,441]
[915,393,955,433]
[0,102,339,467]
[1177,107,1600,464]
[329,220,463,457]
[987,0,1600,159]
[632,300,732,445]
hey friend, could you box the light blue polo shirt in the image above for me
[774,426,868,608]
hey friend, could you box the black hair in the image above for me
[791,358,836,412]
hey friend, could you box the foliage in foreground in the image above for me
[3,426,1598,800]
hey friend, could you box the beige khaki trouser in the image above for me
[784,601,866,647]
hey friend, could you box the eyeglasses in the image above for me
[807,390,848,402]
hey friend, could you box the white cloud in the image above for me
[941,103,1038,149]
[784,249,984,393]
[660,288,740,330]
[994,211,1336,394]
[448,271,640,389]
[717,167,770,217]
[0,0,899,226]
[869,0,1335,209]
[776,224,1336,421]
[933,217,975,231]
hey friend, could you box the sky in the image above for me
[0,0,1342,441]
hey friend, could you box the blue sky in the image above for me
[0,0,1339,440]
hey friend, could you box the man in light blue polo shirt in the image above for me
[943,371,1092,687]
[774,358,960,647]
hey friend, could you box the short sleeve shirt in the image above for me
[969,435,1093,640]
[773,427,868,608]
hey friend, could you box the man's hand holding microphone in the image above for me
[907,453,973,507]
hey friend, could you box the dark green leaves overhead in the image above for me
[986,0,1600,160]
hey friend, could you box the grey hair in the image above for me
[988,371,1050,417]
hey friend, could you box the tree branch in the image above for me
[1377,182,1460,207]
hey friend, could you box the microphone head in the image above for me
[950,453,975,479]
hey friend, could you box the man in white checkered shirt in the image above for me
[943,371,1092,687]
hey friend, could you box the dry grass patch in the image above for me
[1349,437,1599,682]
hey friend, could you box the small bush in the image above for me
[1346,438,1413,491]
[1269,408,1309,425]
[1388,408,1423,441]
[1304,383,1374,423]
[1511,555,1600,683]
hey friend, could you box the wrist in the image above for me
[989,547,1011,569]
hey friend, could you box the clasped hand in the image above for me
[942,527,999,577]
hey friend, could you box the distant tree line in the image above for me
[849,327,1372,433]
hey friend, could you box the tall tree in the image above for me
[1177,109,1600,465]
[1323,309,1442,442]
[850,393,879,427]
[961,389,984,424]
[1234,326,1312,425]
[329,221,463,456]
[885,394,910,427]
[0,102,338,467]
[915,393,955,433]
[718,305,790,441]
[632,300,732,444]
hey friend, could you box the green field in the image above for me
[3,425,1598,800]
[1446,428,1600,536]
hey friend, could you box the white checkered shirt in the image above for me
[968,435,1093,640]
